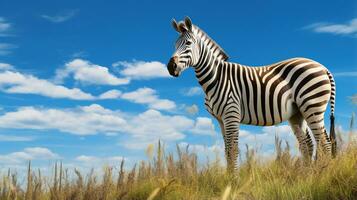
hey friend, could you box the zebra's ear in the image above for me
[172,19,181,33]
[184,16,193,32]
[178,23,188,33]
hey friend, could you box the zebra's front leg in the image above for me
[221,117,240,173]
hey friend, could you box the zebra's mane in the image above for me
[192,25,229,61]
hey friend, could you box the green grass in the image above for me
[1,134,356,199]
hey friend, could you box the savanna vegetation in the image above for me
[1,117,356,200]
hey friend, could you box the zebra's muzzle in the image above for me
[167,60,179,77]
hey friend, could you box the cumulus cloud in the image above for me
[71,51,88,58]
[239,125,298,157]
[336,124,357,144]
[130,109,192,138]
[0,104,219,150]
[0,147,59,164]
[183,86,203,96]
[179,142,222,153]
[0,65,177,107]
[75,155,124,167]
[0,70,95,100]
[0,63,14,70]
[55,59,129,85]
[0,18,15,53]
[0,104,126,135]
[181,125,297,161]
[99,89,122,99]
[0,43,17,55]
[113,60,170,79]
[0,104,211,146]
[351,94,357,105]
[185,104,199,115]
[334,71,357,77]
[190,117,216,135]
[0,17,11,36]
[121,113,218,149]
[305,18,357,37]
[119,109,197,149]
[240,125,295,145]
[121,87,176,110]
[55,59,172,86]
[99,88,175,111]
[178,141,224,163]
[0,134,33,142]
[41,10,78,23]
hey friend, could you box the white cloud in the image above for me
[0,43,16,55]
[75,155,97,162]
[121,87,176,110]
[240,125,294,144]
[55,59,129,85]
[334,71,357,77]
[305,18,357,37]
[0,150,129,181]
[178,142,220,153]
[0,63,14,70]
[99,89,122,99]
[120,109,193,149]
[75,155,124,167]
[67,155,129,174]
[181,125,298,161]
[190,117,216,135]
[352,94,357,104]
[0,103,222,151]
[128,109,191,138]
[114,60,170,79]
[239,129,251,138]
[0,65,177,106]
[0,17,11,35]
[0,104,126,135]
[55,59,171,86]
[178,142,225,164]
[0,104,206,147]
[0,134,33,142]
[336,125,357,143]
[0,70,95,100]
[183,86,203,96]
[41,10,78,23]
[121,112,219,150]
[79,103,114,114]
[262,125,292,136]
[0,147,59,164]
[71,51,88,58]
[239,125,298,155]
[185,104,199,115]
[25,147,59,158]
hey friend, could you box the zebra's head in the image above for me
[167,17,200,77]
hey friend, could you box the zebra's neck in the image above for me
[193,41,226,96]
[191,26,231,97]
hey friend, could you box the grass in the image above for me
[1,127,356,199]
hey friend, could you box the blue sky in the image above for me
[0,0,356,174]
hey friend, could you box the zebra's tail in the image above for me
[327,70,336,157]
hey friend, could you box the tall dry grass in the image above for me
[0,119,356,200]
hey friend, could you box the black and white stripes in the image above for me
[167,17,336,170]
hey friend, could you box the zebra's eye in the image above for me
[186,41,192,45]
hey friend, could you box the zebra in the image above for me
[167,17,336,171]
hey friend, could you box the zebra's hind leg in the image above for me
[288,112,314,161]
[302,110,332,158]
